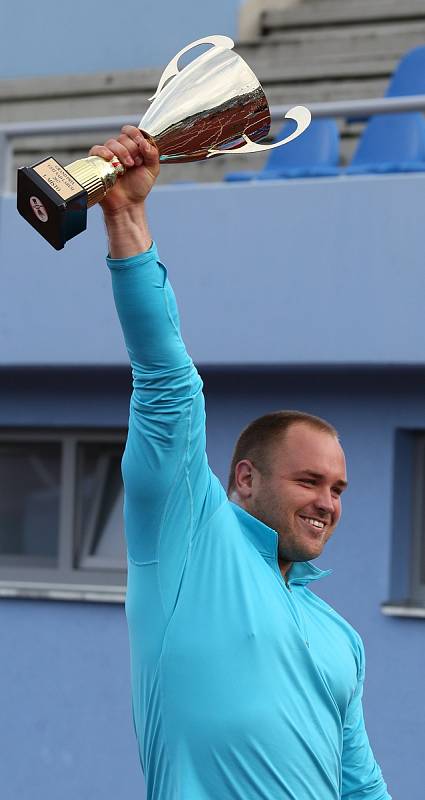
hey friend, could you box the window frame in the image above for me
[411,433,425,606]
[0,429,127,602]
[382,430,425,618]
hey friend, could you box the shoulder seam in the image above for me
[191,496,229,542]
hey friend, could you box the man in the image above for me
[90,126,391,800]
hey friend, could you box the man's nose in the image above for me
[314,487,334,514]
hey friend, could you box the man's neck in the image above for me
[279,560,293,582]
[230,493,293,582]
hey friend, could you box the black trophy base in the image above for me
[17,157,88,250]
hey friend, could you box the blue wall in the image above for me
[0,366,424,800]
[2,1,243,79]
[2,173,425,366]
[1,173,425,799]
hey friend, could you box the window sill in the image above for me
[0,580,125,603]
[381,602,425,618]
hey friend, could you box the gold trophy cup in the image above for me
[17,35,311,250]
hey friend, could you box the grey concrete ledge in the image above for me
[381,602,425,618]
[0,580,125,603]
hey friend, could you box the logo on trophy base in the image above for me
[29,196,49,223]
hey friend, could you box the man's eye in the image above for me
[300,479,316,486]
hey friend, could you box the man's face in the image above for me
[237,423,348,567]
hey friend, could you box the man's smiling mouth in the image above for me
[298,515,327,531]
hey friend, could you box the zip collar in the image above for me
[230,502,332,586]
[287,560,332,586]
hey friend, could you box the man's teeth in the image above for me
[303,517,325,529]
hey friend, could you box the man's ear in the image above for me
[234,459,255,500]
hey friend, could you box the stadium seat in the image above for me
[346,113,425,174]
[224,118,340,181]
[346,45,425,174]
[386,44,425,97]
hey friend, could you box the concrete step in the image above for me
[261,0,425,32]
[255,19,425,59]
[237,27,424,82]
[3,19,419,126]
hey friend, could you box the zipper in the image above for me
[273,564,310,649]
[285,580,309,648]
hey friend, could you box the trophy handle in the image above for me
[148,35,235,102]
[207,106,312,158]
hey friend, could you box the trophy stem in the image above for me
[65,156,125,208]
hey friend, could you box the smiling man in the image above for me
[227,412,348,576]
[91,126,391,800]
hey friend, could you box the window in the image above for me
[76,441,126,571]
[383,431,425,617]
[0,440,61,566]
[0,431,127,602]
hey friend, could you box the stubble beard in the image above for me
[249,490,327,565]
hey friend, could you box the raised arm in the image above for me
[90,128,224,613]
[90,125,157,259]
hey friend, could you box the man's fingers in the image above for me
[117,133,143,165]
[89,127,159,170]
[119,126,147,165]
[102,137,135,167]
[121,126,160,168]
[88,145,115,160]
[89,141,132,167]
[121,125,144,143]
[138,135,160,169]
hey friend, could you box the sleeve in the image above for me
[341,640,392,800]
[107,243,225,613]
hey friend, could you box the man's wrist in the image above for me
[103,203,152,259]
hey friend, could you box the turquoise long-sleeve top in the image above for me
[107,243,391,800]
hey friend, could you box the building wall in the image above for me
[1,173,424,799]
[3,173,425,366]
[3,0,243,79]
[0,366,424,800]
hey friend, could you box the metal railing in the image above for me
[1,94,425,193]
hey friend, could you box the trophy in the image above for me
[17,35,311,250]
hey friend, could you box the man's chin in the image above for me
[279,542,325,564]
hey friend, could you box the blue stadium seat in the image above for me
[386,44,425,97]
[346,113,425,174]
[346,45,425,174]
[224,118,340,181]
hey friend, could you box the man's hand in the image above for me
[89,125,160,215]
[89,125,160,258]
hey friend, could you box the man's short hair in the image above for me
[227,410,338,495]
